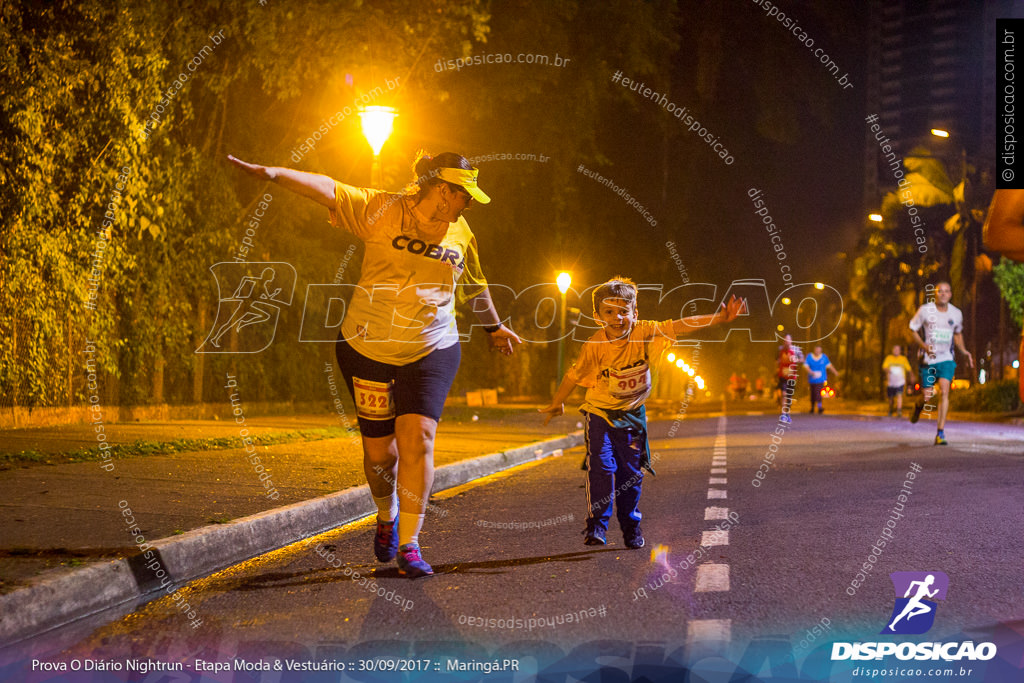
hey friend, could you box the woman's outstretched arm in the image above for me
[227,154,336,209]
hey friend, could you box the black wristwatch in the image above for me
[483,324,502,333]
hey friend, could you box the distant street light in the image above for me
[781,297,792,305]
[869,213,883,222]
[814,282,825,290]
[556,272,572,379]
[359,105,397,188]
[556,272,572,294]
[925,128,981,382]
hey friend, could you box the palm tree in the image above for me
[868,147,994,382]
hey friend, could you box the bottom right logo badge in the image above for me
[881,571,949,635]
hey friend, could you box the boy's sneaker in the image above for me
[910,401,924,424]
[935,432,948,446]
[623,525,645,549]
[374,519,399,562]
[397,543,433,578]
[583,525,607,546]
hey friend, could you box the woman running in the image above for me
[228,151,521,577]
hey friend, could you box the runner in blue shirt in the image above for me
[803,345,838,414]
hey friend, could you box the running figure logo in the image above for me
[197,262,296,353]
[881,571,949,635]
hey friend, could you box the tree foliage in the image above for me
[1,0,862,407]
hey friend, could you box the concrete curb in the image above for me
[0,431,583,648]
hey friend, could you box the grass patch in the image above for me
[0,427,357,469]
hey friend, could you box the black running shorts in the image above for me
[334,338,461,437]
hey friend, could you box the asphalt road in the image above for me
[7,412,1024,682]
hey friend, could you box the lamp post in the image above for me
[929,128,983,382]
[556,272,572,379]
[359,105,397,189]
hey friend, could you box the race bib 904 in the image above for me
[608,362,651,400]
[352,377,396,420]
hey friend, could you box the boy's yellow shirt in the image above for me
[567,319,676,413]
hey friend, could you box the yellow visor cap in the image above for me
[437,167,491,204]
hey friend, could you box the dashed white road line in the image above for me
[695,563,730,591]
[704,506,730,520]
[691,415,733,651]
[701,530,729,546]
[686,618,731,646]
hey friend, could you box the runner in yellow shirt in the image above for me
[229,151,521,577]
[882,345,914,418]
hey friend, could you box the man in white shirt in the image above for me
[908,282,974,445]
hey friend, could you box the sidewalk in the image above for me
[0,405,569,592]
[0,403,588,647]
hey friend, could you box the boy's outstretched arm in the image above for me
[671,296,746,338]
[539,374,579,426]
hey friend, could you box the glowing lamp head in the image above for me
[814,282,825,290]
[666,352,676,363]
[675,359,684,369]
[556,272,572,294]
[359,106,397,156]
[869,213,883,222]
[931,128,950,138]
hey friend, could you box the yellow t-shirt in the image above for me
[328,182,488,365]
[567,319,677,412]
[882,354,913,387]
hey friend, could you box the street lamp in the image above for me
[928,128,982,381]
[556,272,572,379]
[359,105,397,188]
[869,213,883,223]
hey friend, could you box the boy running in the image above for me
[540,277,744,548]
